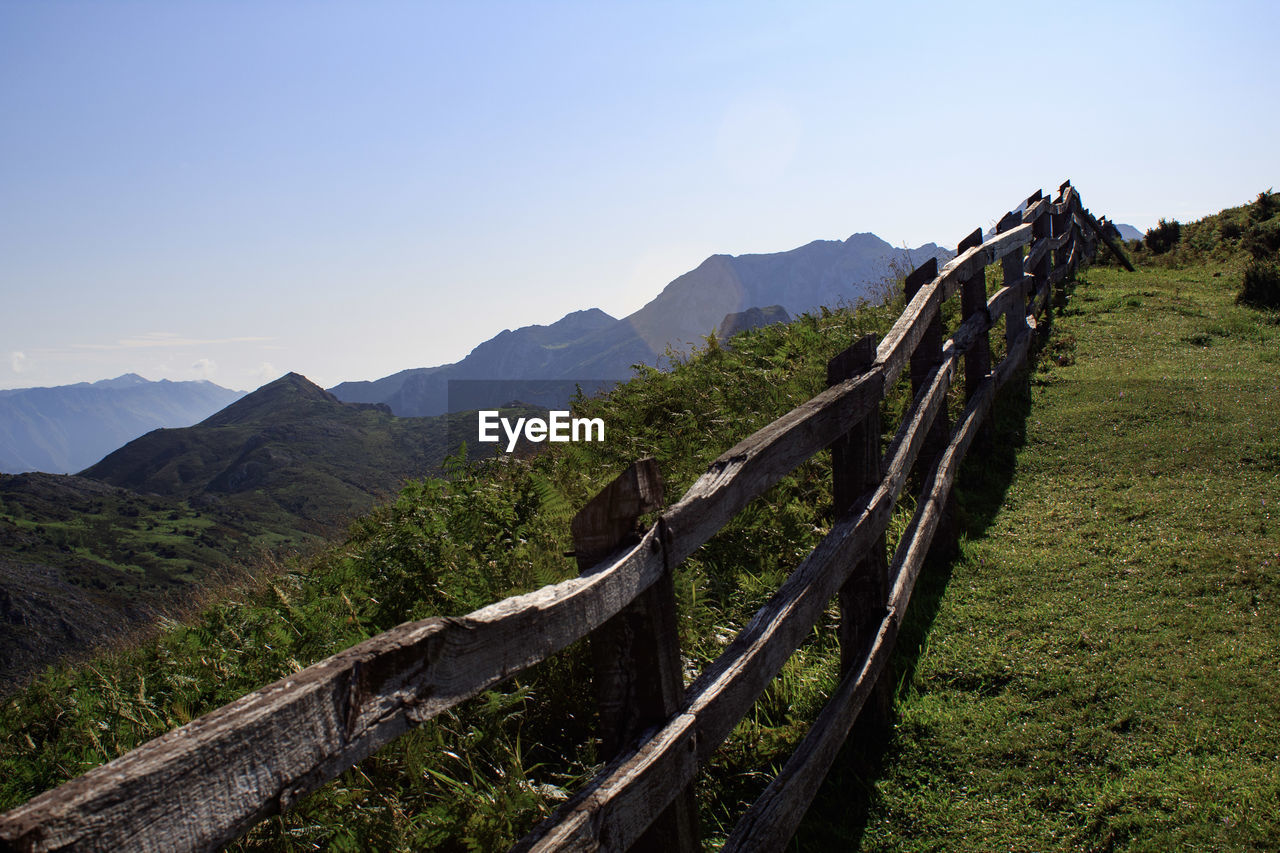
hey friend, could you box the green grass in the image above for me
[3,216,1277,850]
[0,293,917,850]
[795,263,1280,851]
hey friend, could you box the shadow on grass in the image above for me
[785,358,1037,851]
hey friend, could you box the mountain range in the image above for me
[0,372,517,691]
[330,232,949,416]
[81,372,455,532]
[0,226,952,690]
[0,374,244,475]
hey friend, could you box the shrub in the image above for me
[1219,220,1243,242]
[1241,218,1280,260]
[1238,258,1280,309]
[1250,188,1277,222]
[1145,219,1182,254]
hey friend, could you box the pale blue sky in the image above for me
[2,0,1276,391]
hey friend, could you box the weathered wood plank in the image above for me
[958,226,991,407]
[720,613,897,853]
[1078,205,1135,271]
[827,334,890,727]
[519,348,963,852]
[0,529,668,852]
[872,223,1030,389]
[1024,234,1051,273]
[1050,188,1073,312]
[1022,196,1050,223]
[660,370,882,567]
[574,460,672,760]
[1031,270,1053,318]
[571,459,664,567]
[889,324,1030,616]
[828,334,880,523]
[996,210,1027,353]
[574,461,697,853]
[907,255,949,501]
[722,312,1037,853]
[872,257,940,389]
[937,224,1033,300]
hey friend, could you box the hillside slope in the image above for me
[3,209,1275,849]
[0,472,268,691]
[800,262,1280,850]
[0,290,911,845]
[0,375,244,474]
[82,372,449,531]
[0,374,468,691]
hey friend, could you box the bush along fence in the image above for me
[0,181,1132,852]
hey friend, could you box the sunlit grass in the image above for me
[799,263,1280,851]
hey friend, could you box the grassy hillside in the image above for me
[2,192,1277,850]
[0,374,538,693]
[0,287,914,849]
[799,261,1279,845]
[0,471,280,692]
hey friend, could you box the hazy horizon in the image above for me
[4,1,1276,391]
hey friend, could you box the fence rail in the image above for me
[0,182,1130,852]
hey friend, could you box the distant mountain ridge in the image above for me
[331,232,949,416]
[82,373,445,529]
[1,372,531,689]
[0,374,245,475]
[1115,223,1144,242]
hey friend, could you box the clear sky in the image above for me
[2,0,1276,391]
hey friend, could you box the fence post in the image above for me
[1067,197,1079,278]
[1051,183,1072,312]
[903,257,955,556]
[996,210,1025,353]
[957,227,989,392]
[1085,209,1101,266]
[571,459,698,852]
[1025,189,1050,333]
[827,334,891,727]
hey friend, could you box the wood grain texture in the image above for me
[873,224,1030,388]
[2,181,1114,853]
[827,335,890,727]
[959,226,992,405]
[571,459,663,567]
[660,371,882,567]
[997,210,1028,352]
[0,529,667,852]
[720,613,897,853]
[518,348,962,852]
[1022,196,1050,223]
[574,460,698,852]
[1024,235,1051,273]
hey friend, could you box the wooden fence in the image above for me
[0,181,1133,852]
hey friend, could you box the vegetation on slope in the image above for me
[3,191,1275,851]
[0,373,543,692]
[1117,188,1280,309]
[799,201,1279,850]
[0,281,922,848]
